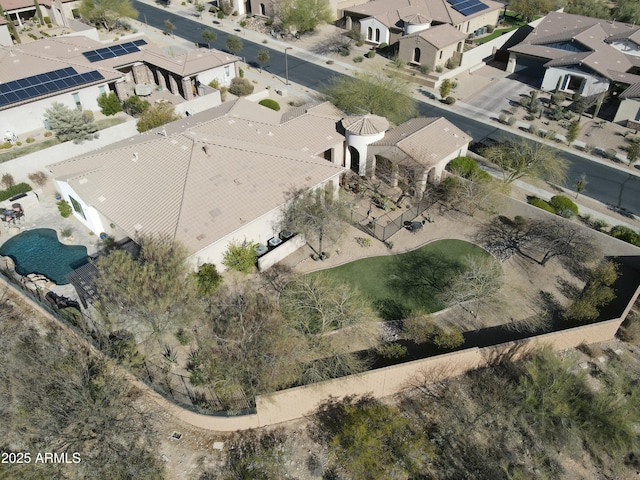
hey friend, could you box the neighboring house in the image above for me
[614,82,640,126]
[398,24,467,70]
[0,35,239,136]
[346,115,471,197]
[0,0,77,28]
[342,0,501,67]
[507,11,640,122]
[49,99,469,270]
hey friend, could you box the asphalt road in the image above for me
[133,0,640,215]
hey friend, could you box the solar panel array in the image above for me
[0,67,105,108]
[447,0,489,16]
[83,39,147,62]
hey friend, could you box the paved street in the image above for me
[132,0,640,215]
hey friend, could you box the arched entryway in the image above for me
[413,48,421,63]
[349,146,360,175]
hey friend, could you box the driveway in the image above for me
[465,76,534,117]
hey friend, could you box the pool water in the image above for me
[0,228,88,285]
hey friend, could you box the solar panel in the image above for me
[446,0,489,16]
[83,39,148,62]
[0,67,105,108]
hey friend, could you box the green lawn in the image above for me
[313,239,491,319]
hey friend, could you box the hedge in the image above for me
[448,156,491,180]
[610,225,640,247]
[0,183,32,202]
[528,197,556,213]
[259,98,281,111]
[549,195,578,217]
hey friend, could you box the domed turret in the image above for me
[403,13,431,35]
[342,114,389,176]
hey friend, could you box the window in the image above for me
[72,92,82,111]
[439,51,443,60]
[375,28,380,42]
[367,26,373,40]
[99,85,106,95]
[567,75,584,92]
[69,195,86,220]
[466,22,469,33]
[224,66,230,80]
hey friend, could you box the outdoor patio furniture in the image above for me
[407,221,424,233]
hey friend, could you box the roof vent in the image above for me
[132,152,138,162]
[202,145,209,155]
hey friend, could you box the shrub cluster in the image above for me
[448,156,490,180]
[528,197,556,213]
[0,183,32,202]
[259,98,281,111]
[609,225,640,247]
[228,77,254,96]
[549,195,578,218]
[444,96,456,105]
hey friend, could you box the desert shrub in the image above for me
[44,131,52,137]
[122,96,150,116]
[606,149,617,160]
[222,240,257,273]
[486,24,494,33]
[208,79,220,89]
[551,92,564,105]
[353,56,363,63]
[610,225,640,247]
[355,39,364,47]
[57,199,72,218]
[1,173,15,189]
[498,113,507,124]
[259,98,280,111]
[444,96,456,105]
[28,171,47,187]
[25,137,35,143]
[549,195,578,217]
[0,183,32,201]
[528,197,556,213]
[433,326,464,349]
[15,142,22,147]
[0,142,11,149]
[339,48,350,56]
[445,57,459,69]
[419,63,430,74]
[507,116,517,126]
[448,156,489,180]
[377,42,388,49]
[97,92,123,116]
[228,77,254,96]
[366,50,376,59]
[528,124,539,135]
[435,65,443,73]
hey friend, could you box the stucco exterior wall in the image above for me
[454,8,500,35]
[360,17,390,45]
[541,66,610,96]
[253,316,629,427]
[0,25,13,46]
[1,83,111,137]
[55,182,106,234]
[613,98,640,124]
[196,62,238,88]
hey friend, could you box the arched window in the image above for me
[260,3,266,15]
[367,26,373,40]
[457,41,462,52]
[375,28,380,42]
[413,47,421,63]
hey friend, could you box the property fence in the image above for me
[350,196,436,242]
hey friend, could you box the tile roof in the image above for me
[49,100,346,255]
[510,12,640,82]
[370,117,470,167]
[620,82,640,99]
[403,23,467,48]
[342,114,389,135]
[343,0,502,29]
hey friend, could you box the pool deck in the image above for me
[0,180,103,298]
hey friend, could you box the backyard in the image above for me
[311,239,492,319]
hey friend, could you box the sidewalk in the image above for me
[126,4,640,231]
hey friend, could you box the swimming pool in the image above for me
[0,228,88,285]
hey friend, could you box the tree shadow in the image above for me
[556,277,582,300]
[374,298,412,321]
[386,248,462,310]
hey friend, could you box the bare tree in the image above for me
[279,187,348,255]
[440,255,504,321]
[481,138,567,184]
[527,217,599,267]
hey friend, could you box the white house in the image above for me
[0,35,239,136]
